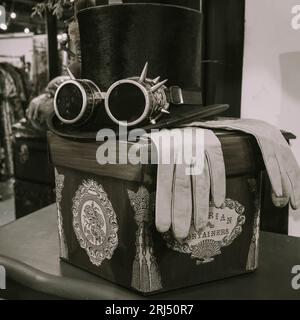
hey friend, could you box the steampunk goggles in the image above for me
[54,63,203,127]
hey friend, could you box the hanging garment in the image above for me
[0,63,29,179]
[0,63,27,117]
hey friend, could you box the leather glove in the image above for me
[26,76,70,131]
[183,119,300,210]
[26,94,55,132]
[46,75,70,98]
[26,93,49,122]
[149,128,226,240]
[26,76,69,122]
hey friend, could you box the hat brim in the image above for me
[47,104,229,141]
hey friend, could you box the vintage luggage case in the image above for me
[14,179,55,219]
[48,130,262,295]
[13,122,55,219]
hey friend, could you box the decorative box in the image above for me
[14,179,55,219]
[48,131,262,295]
[13,123,55,219]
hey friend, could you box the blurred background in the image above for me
[0,0,299,238]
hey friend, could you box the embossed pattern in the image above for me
[164,199,246,264]
[72,180,118,267]
[55,169,68,259]
[128,186,162,293]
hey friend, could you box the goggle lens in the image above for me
[56,83,84,121]
[107,82,146,123]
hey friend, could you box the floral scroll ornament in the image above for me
[164,199,246,265]
[72,180,118,267]
[128,186,162,293]
[55,169,68,259]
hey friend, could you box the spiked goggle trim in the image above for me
[54,62,203,127]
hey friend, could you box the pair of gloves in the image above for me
[149,119,300,240]
[149,127,226,240]
[26,76,70,128]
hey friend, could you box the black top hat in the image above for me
[78,3,202,91]
[94,0,201,11]
[78,1,201,12]
[49,3,229,138]
[47,104,229,141]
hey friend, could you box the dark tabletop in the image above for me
[0,204,300,300]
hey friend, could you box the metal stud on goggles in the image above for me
[54,63,203,127]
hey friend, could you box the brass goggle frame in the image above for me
[54,62,201,127]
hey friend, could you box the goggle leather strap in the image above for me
[165,86,203,106]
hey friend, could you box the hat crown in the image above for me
[78,3,202,91]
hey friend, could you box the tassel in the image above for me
[150,257,162,291]
[141,226,150,293]
[131,225,143,291]
[246,243,256,271]
[131,257,141,291]
[145,219,162,291]
[247,181,261,271]
[141,255,150,293]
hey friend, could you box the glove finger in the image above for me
[172,162,193,240]
[155,163,175,233]
[274,143,300,210]
[253,139,283,198]
[27,103,34,120]
[283,154,300,210]
[192,157,210,231]
[150,130,184,234]
[287,174,299,210]
[33,104,40,121]
[187,122,284,198]
[150,133,175,234]
[205,130,226,208]
[225,124,284,198]
[270,171,290,208]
